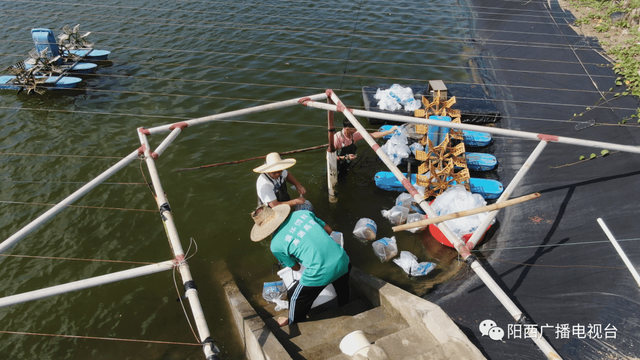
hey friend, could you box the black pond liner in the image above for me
[421,0,640,359]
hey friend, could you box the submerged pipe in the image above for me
[314,91,562,360]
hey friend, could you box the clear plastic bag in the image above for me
[352,218,377,241]
[330,231,344,247]
[392,251,436,276]
[405,213,426,233]
[409,142,424,156]
[372,236,398,262]
[381,130,410,165]
[430,185,492,239]
[262,281,286,302]
[395,193,413,208]
[381,206,409,225]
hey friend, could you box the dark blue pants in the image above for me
[287,264,351,324]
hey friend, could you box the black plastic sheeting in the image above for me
[362,84,500,125]
[424,1,640,359]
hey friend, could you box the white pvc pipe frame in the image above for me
[0,93,328,360]
[597,218,640,287]
[318,91,563,359]
[3,90,639,359]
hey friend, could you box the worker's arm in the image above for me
[369,125,398,140]
[286,171,306,196]
[267,196,306,208]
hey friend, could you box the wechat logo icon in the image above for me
[480,319,504,341]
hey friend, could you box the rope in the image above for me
[339,0,364,90]
[476,256,626,270]
[0,152,124,159]
[176,144,329,172]
[0,3,589,44]
[0,180,147,185]
[0,253,154,265]
[0,330,200,346]
[0,201,158,213]
[473,237,640,253]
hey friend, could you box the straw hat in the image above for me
[250,204,291,242]
[253,152,296,173]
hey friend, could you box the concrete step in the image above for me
[285,306,387,347]
[300,313,409,360]
[375,326,483,360]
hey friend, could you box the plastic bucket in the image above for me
[339,330,371,356]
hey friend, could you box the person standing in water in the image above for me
[254,152,309,209]
[333,117,397,176]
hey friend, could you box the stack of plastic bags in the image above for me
[430,185,494,239]
[374,84,421,111]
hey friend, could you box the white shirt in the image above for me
[256,169,288,205]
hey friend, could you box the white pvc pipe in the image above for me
[138,130,185,256]
[153,127,183,158]
[468,140,548,248]
[146,93,328,135]
[0,260,175,308]
[0,150,140,255]
[327,151,338,202]
[303,101,640,155]
[597,218,640,287]
[137,131,216,358]
[322,91,562,360]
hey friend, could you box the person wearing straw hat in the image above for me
[334,117,397,176]
[250,204,351,327]
[254,152,309,209]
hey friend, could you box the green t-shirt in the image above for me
[271,210,349,287]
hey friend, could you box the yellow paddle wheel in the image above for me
[412,90,470,199]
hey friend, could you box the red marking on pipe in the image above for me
[137,145,146,156]
[400,178,419,196]
[325,89,334,97]
[405,184,420,197]
[138,128,151,135]
[150,152,159,160]
[537,134,559,142]
[169,122,188,130]
[175,254,185,262]
[461,243,474,253]
[372,144,381,152]
[298,97,311,105]
[336,103,346,112]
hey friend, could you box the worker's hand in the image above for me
[296,196,306,205]
[390,126,399,132]
[296,185,306,196]
[344,154,356,161]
